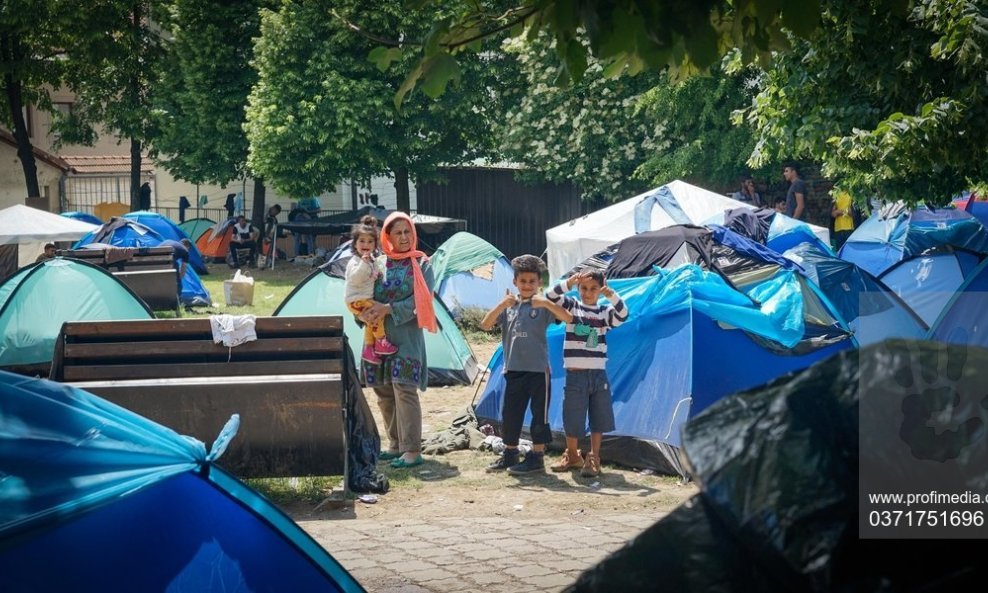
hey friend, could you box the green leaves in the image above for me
[368,46,403,72]
[782,0,822,37]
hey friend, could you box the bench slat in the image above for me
[63,337,344,359]
[61,359,343,382]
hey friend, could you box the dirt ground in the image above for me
[290,339,697,523]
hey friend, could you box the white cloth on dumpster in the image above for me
[210,314,258,347]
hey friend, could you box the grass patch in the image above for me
[246,475,342,504]
[181,261,314,318]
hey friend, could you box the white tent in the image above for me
[0,204,98,275]
[545,180,830,279]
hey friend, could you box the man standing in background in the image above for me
[783,164,807,220]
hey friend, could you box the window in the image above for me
[53,102,73,118]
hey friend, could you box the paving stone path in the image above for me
[301,511,665,592]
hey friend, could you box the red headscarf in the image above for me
[380,212,437,333]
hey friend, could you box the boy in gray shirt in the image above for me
[480,255,572,474]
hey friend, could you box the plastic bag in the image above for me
[223,269,254,306]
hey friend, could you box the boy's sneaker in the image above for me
[507,452,545,475]
[581,453,601,478]
[374,337,399,355]
[361,344,382,365]
[550,449,584,472]
[485,449,520,473]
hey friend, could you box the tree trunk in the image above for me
[2,33,41,199]
[251,177,266,229]
[130,138,142,211]
[351,178,358,210]
[394,166,410,213]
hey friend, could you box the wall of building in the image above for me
[0,142,63,211]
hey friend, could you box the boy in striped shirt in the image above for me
[545,270,628,477]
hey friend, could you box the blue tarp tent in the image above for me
[0,258,153,373]
[838,205,988,326]
[60,211,103,225]
[784,243,927,346]
[74,218,211,307]
[929,258,988,348]
[0,371,364,592]
[476,227,854,475]
[124,211,209,274]
[706,207,834,255]
[430,232,515,316]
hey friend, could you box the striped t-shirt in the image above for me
[546,281,628,369]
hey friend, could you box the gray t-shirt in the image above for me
[497,300,555,373]
[785,179,808,220]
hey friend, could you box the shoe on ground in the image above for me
[374,337,399,355]
[550,449,584,472]
[378,450,400,461]
[486,450,520,473]
[507,452,545,475]
[361,344,382,364]
[581,453,601,478]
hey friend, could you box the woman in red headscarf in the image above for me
[359,212,437,468]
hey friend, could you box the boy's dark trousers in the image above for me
[501,370,552,446]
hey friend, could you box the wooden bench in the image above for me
[57,247,179,312]
[50,316,350,480]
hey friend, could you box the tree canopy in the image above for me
[739,0,987,204]
[245,0,514,210]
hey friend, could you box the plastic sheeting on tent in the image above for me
[429,232,515,316]
[545,180,831,280]
[784,243,927,346]
[709,206,835,255]
[74,218,212,308]
[0,371,365,592]
[274,262,479,386]
[178,217,216,242]
[123,211,208,274]
[475,265,854,475]
[929,258,988,348]
[0,258,153,372]
[839,205,988,326]
[60,211,104,226]
[568,340,988,593]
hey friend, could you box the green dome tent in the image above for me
[178,217,217,243]
[274,267,479,386]
[0,258,154,374]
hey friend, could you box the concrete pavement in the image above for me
[300,511,664,592]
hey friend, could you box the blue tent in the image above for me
[0,371,364,592]
[429,232,515,316]
[476,228,854,475]
[74,218,211,307]
[784,243,927,346]
[124,211,209,274]
[60,211,103,225]
[838,205,988,326]
[929,258,988,348]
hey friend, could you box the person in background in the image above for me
[831,190,859,252]
[783,163,808,220]
[35,243,56,263]
[229,215,259,267]
[732,176,763,207]
[345,215,398,364]
[224,193,236,219]
[160,238,193,279]
[480,254,572,475]
[358,213,437,469]
[774,196,787,213]
[288,204,312,256]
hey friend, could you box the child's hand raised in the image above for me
[530,294,549,308]
[566,272,584,289]
[501,289,518,308]
[601,284,615,299]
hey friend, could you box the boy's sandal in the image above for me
[390,455,424,468]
